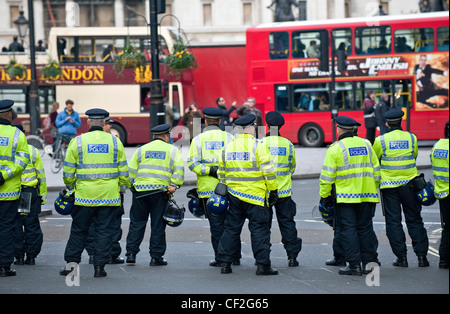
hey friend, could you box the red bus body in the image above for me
[246,12,449,146]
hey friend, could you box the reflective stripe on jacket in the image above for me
[129,138,184,191]
[0,123,29,200]
[21,145,47,204]
[218,133,277,207]
[261,135,296,198]
[187,125,234,198]
[63,130,129,206]
[320,136,380,203]
[373,129,418,189]
[430,138,449,199]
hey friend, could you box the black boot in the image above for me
[109,256,125,264]
[288,257,299,267]
[418,256,430,267]
[338,264,362,276]
[25,256,35,265]
[94,266,107,277]
[14,257,24,265]
[126,254,136,264]
[256,264,278,275]
[325,258,346,266]
[150,258,168,266]
[0,266,16,277]
[221,263,232,274]
[393,256,408,267]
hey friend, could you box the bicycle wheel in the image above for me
[50,147,63,174]
[26,135,45,156]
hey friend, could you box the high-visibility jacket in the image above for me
[430,138,449,199]
[218,133,277,207]
[261,134,296,198]
[129,138,184,191]
[0,122,29,201]
[373,129,418,189]
[188,125,234,198]
[21,145,47,204]
[320,135,380,203]
[63,129,129,206]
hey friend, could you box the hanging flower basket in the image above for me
[165,37,197,76]
[113,42,147,78]
[5,58,26,79]
[41,59,62,80]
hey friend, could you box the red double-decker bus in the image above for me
[246,11,449,146]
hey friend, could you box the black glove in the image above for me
[320,196,334,208]
[268,190,278,207]
[0,175,4,186]
[209,166,218,179]
[120,192,124,205]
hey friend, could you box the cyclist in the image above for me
[54,99,81,152]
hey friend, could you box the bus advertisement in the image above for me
[246,11,448,146]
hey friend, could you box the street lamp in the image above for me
[13,11,29,44]
[13,2,40,135]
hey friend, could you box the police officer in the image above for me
[125,124,184,266]
[0,100,29,277]
[320,116,380,276]
[373,109,429,267]
[261,111,302,267]
[187,108,241,266]
[217,114,278,275]
[430,120,449,269]
[13,124,46,266]
[60,108,129,278]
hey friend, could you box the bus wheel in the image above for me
[298,123,324,147]
[110,123,127,144]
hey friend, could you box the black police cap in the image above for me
[335,116,361,129]
[384,108,404,121]
[0,99,14,113]
[85,108,109,119]
[203,107,222,119]
[265,111,285,127]
[151,123,171,135]
[234,114,256,127]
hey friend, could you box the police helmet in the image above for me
[416,181,437,206]
[186,188,205,218]
[163,198,185,227]
[54,189,75,215]
[206,192,229,217]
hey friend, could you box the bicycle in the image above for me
[26,129,54,157]
[50,134,72,174]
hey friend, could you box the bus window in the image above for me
[292,31,322,59]
[96,38,115,62]
[394,28,434,53]
[356,80,393,109]
[355,26,391,55]
[393,79,412,109]
[334,82,353,110]
[332,29,352,56]
[275,85,290,112]
[269,32,289,59]
[437,26,449,51]
[292,83,329,112]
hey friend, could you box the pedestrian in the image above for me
[430,120,449,269]
[261,111,302,267]
[183,102,202,141]
[85,116,126,265]
[0,99,30,277]
[363,90,377,144]
[59,108,129,278]
[319,116,380,276]
[125,123,184,266]
[373,109,430,268]
[375,93,390,135]
[54,99,81,152]
[187,108,240,267]
[236,97,264,132]
[216,97,236,131]
[217,114,279,275]
[13,124,46,266]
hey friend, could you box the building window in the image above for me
[203,3,212,26]
[243,3,252,25]
[298,1,307,21]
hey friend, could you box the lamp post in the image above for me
[13,3,40,135]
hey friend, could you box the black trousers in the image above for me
[439,196,449,263]
[331,207,345,263]
[381,185,429,258]
[217,194,272,266]
[337,202,378,266]
[14,186,43,258]
[200,198,241,262]
[126,191,168,259]
[272,196,302,258]
[64,205,118,267]
[0,199,19,267]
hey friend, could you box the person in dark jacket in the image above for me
[363,90,377,144]
[216,97,236,131]
[375,93,390,135]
